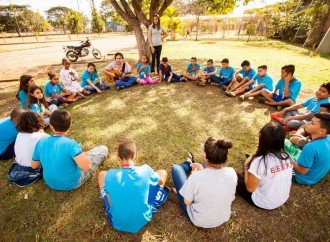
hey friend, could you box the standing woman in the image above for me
[148,14,168,75]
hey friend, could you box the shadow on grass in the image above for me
[0,59,329,241]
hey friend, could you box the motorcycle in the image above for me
[63,38,102,62]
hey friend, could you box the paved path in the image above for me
[0,34,137,80]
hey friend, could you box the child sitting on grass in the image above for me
[226,60,257,92]
[0,108,24,160]
[225,65,273,99]
[98,140,168,233]
[159,57,185,83]
[81,62,110,93]
[236,122,293,210]
[211,58,235,89]
[289,103,330,147]
[271,82,330,130]
[16,75,35,108]
[136,55,158,85]
[8,111,48,187]
[182,57,200,81]
[197,59,217,86]
[171,137,237,228]
[30,110,108,191]
[26,85,58,126]
[60,58,91,98]
[258,64,302,108]
[45,72,78,106]
[290,113,330,185]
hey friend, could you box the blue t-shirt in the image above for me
[104,164,159,233]
[187,63,200,74]
[275,78,302,103]
[203,66,216,74]
[81,69,100,87]
[219,66,235,82]
[239,68,257,80]
[29,103,42,114]
[32,136,83,190]
[159,64,172,78]
[252,73,274,91]
[0,117,18,155]
[45,82,63,98]
[18,90,28,108]
[302,97,329,114]
[136,63,151,79]
[295,136,330,185]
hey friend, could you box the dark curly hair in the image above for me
[16,111,45,133]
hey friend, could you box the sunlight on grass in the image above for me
[0,39,329,241]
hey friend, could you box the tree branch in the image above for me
[119,0,136,20]
[108,0,135,25]
[131,0,149,28]
[158,0,174,16]
[149,0,161,20]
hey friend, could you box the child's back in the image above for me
[180,166,237,228]
[104,164,159,233]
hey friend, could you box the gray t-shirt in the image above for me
[149,25,164,47]
[179,167,237,228]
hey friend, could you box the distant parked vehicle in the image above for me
[63,38,102,62]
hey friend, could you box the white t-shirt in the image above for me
[179,167,237,228]
[14,131,49,167]
[149,25,164,46]
[249,154,293,210]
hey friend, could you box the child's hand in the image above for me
[191,163,204,171]
[45,97,51,103]
[282,116,294,125]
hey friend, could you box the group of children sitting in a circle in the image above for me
[0,52,329,234]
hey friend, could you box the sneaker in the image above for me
[239,95,245,101]
[186,152,195,164]
[180,77,187,82]
[270,113,282,122]
[258,98,265,104]
[116,86,124,91]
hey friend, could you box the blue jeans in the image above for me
[211,76,231,85]
[84,82,110,93]
[0,142,15,160]
[171,161,192,219]
[168,73,182,83]
[115,76,137,88]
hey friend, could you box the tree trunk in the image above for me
[133,24,150,60]
[195,15,200,41]
[303,10,330,48]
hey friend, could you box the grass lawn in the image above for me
[0,39,329,241]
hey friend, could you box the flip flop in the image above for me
[165,186,177,194]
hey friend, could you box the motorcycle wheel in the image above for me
[92,48,102,59]
[66,50,79,62]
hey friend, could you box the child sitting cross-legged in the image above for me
[159,57,185,83]
[137,55,158,85]
[171,137,237,228]
[196,59,217,86]
[8,111,48,187]
[30,110,108,191]
[45,72,78,106]
[182,57,201,81]
[98,140,168,233]
[210,58,235,90]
